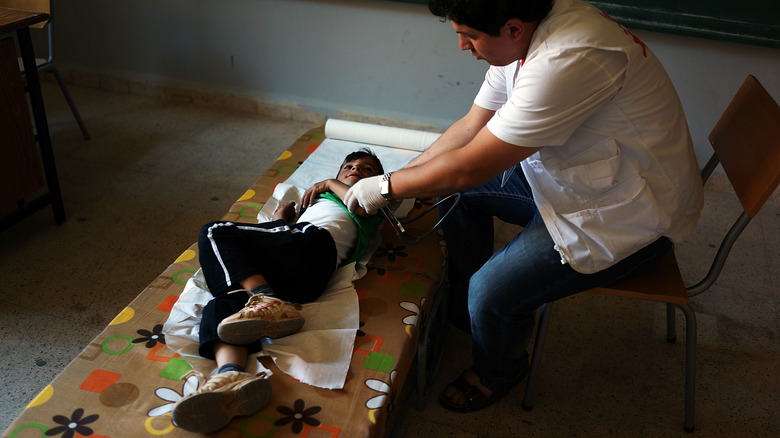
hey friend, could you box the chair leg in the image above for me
[522,301,553,410]
[522,300,695,431]
[676,303,697,432]
[666,303,677,343]
[48,66,90,140]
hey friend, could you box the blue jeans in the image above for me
[439,169,671,386]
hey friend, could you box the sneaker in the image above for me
[172,370,271,433]
[217,292,305,345]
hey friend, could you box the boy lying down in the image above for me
[172,148,385,433]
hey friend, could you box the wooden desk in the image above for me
[0,6,65,229]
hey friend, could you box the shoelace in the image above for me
[182,369,269,393]
[180,369,208,391]
[245,294,279,310]
[225,289,302,313]
[226,289,278,308]
[181,369,206,382]
[182,369,245,393]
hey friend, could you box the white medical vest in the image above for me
[474,0,703,273]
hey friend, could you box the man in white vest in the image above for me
[345,0,703,412]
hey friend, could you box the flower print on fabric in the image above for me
[400,297,426,328]
[365,370,398,428]
[365,370,397,410]
[148,373,199,418]
[357,321,366,337]
[275,399,321,434]
[133,324,166,348]
[373,242,408,262]
[366,264,387,277]
[45,408,99,438]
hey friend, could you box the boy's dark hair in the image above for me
[340,148,384,176]
[428,0,553,36]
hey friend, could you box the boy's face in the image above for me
[337,157,381,185]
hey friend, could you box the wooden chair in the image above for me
[1,0,89,139]
[521,75,780,432]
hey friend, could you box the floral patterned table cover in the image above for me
[3,126,446,438]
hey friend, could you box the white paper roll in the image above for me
[324,119,441,152]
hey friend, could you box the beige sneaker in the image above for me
[217,292,305,345]
[172,370,271,433]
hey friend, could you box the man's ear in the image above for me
[504,18,526,41]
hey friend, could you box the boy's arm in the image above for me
[301,179,373,217]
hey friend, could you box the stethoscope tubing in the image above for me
[380,193,462,245]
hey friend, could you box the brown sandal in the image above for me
[439,367,528,413]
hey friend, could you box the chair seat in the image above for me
[589,249,688,304]
[17,56,47,72]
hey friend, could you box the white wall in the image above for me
[637,30,780,166]
[55,0,780,164]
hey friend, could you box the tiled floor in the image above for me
[1,81,778,437]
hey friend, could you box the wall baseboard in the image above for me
[53,67,445,133]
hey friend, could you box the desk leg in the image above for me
[17,27,65,224]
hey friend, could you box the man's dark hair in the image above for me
[429,0,553,36]
[340,148,384,176]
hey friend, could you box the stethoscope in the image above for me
[379,164,521,244]
[379,193,461,245]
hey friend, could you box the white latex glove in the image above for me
[344,175,389,215]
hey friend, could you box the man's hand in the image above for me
[344,175,388,215]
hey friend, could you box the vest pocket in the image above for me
[557,175,671,271]
[554,136,621,194]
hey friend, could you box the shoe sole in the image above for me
[173,377,271,433]
[218,317,305,345]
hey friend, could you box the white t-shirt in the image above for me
[298,198,357,265]
[474,0,703,273]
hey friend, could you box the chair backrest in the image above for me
[0,0,49,28]
[707,75,780,218]
[688,75,780,296]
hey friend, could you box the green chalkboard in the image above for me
[388,0,780,48]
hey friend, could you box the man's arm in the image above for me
[344,125,542,214]
[406,104,496,168]
[392,126,540,200]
